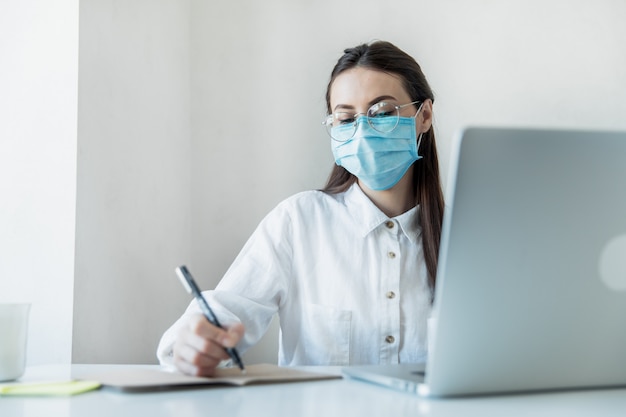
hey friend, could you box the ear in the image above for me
[416,99,433,134]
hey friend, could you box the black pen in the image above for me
[175,265,246,373]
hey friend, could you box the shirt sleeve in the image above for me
[156,200,294,366]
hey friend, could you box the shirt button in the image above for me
[387,251,396,259]
[385,221,394,229]
[386,291,396,299]
[385,335,395,344]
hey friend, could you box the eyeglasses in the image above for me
[322,100,421,142]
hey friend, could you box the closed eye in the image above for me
[334,112,357,125]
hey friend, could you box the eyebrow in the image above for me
[333,95,398,112]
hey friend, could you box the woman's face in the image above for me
[329,67,432,134]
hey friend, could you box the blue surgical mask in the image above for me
[331,115,423,191]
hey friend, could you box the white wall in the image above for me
[0,0,78,365]
[72,0,192,363]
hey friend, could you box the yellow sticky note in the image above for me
[0,380,101,396]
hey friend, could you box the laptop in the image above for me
[343,127,626,397]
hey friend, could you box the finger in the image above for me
[177,321,231,361]
[174,335,226,377]
[175,340,224,367]
[188,314,245,349]
[185,316,234,357]
[174,342,223,372]
[221,322,245,348]
[174,352,222,377]
[185,331,231,360]
[173,355,199,376]
[188,314,230,343]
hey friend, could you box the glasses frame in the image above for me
[322,100,422,142]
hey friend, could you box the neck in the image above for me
[358,168,416,218]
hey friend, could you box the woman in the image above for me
[157,40,445,376]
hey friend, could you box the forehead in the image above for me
[329,67,410,110]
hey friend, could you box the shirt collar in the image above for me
[344,183,421,244]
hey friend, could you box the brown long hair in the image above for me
[322,41,444,292]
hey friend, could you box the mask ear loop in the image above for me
[413,101,425,118]
[413,101,426,159]
[416,133,424,159]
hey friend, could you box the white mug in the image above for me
[0,303,31,381]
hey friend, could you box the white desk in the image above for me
[2,365,625,417]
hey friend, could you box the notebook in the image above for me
[83,364,340,392]
[343,127,626,397]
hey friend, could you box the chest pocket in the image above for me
[304,303,352,365]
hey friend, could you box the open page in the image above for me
[83,364,341,392]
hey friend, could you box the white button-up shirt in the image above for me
[157,183,432,366]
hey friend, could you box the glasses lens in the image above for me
[326,112,357,141]
[367,102,399,133]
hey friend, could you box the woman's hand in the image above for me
[173,313,245,376]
